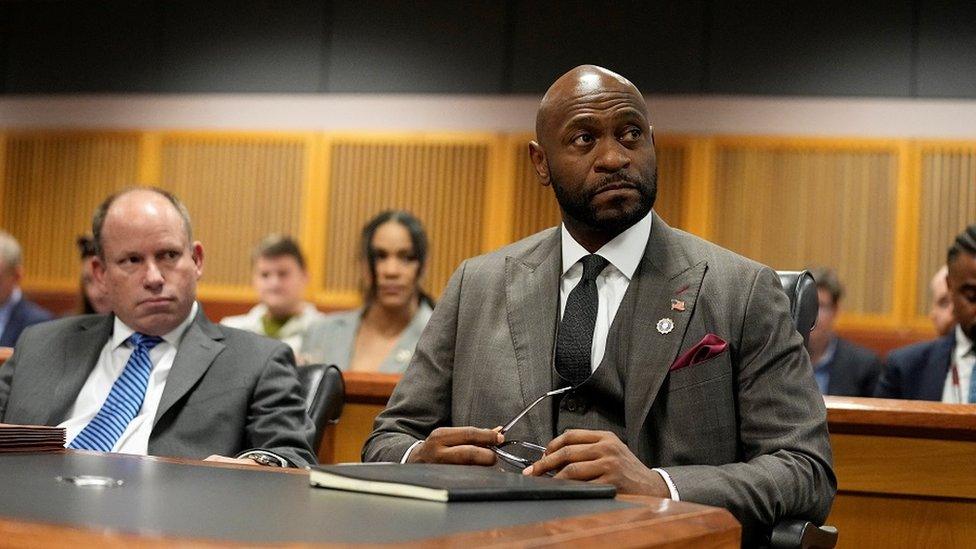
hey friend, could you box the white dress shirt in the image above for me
[943,325,975,404]
[59,302,198,454]
[559,210,652,370]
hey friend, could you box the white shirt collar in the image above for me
[111,301,199,350]
[955,324,974,358]
[560,209,653,280]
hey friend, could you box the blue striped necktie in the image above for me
[68,333,163,452]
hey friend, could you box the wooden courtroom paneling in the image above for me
[0,132,140,289]
[155,133,311,293]
[509,135,689,241]
[710,139,899,319]
[321,135,496,302]
[914,143,976,318]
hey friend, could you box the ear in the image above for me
[528,141,551,187]
[11,265,23,284]
[191,242,204,279]
[92,256,107,287]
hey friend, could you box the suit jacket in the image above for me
[0,309,317,467]
[0,297,54,347]
[875,333,954,401]
[363,213,835,541]
[301,302,434,373]
[823,338,883,397]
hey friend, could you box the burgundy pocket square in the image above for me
[669,334,728,371]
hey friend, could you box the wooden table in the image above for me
[824,396,976,548]
[0,451,739,547]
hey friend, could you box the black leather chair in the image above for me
[297,364,345,456]
[768,270,838,549]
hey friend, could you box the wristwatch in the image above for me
[249,453,282,467]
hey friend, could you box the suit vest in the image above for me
[551,269,640,443]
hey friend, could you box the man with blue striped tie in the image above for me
[0,188,316,468]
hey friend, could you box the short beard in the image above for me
[550,166,657,234]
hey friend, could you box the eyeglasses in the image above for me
[491,386,573,470]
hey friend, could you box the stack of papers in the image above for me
[0,423,66,453]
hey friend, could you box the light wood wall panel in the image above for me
[0,133,140,288]
[510,137,689,241]
[711,141,899,316]
[322,136,492,300]
[915,145,976,317]
[158,134,308,289]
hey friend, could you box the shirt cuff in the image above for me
[236,449,289,467]
[652,468,679,500]
[401,440,424,464]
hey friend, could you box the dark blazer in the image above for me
[0,309,317,467]
[875,332,954,401]
[0,297,53,347]
[363,213,835,542]
[822,338,883,397]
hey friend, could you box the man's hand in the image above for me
[407,427,503,465]
[204,455,263,466]
[522,429,669,497]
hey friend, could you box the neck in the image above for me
[563,218,627,253]
[266,302,303,321]
[808,336,833,364]
[363,298,418,336]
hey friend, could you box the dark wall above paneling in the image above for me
[708,0,914,96]
[509,0,705,94]
[327,0,507,93]
[4,0,160,92]
[157,0,326,92]
[0,0,973,98]
[916,0,976,99]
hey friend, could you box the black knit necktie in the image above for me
[555,254,610,386]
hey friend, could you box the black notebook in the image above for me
[309,463,617,502]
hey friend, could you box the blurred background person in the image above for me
[77,235,111,315]
[0,230,53,347]
[807,267,882,397]
[877,225,976,402]
[221,235,323,360]
[303,211,433,372]
[929,265,954,337]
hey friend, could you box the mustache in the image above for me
[590,175,645,196]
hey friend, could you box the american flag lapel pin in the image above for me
[670,298,686,312]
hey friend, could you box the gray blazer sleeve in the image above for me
[361,262,466,462]
[243,344,318,468]
[661,267,836,529]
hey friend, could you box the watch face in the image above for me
[251,454,281,467]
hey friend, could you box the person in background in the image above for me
[303,211,434,372]
[929,265,954,337]
[877,224,976,402]
[0,230,53,347]
[221,235,323,361]
[77,235,112,315]
[807,267,882,397]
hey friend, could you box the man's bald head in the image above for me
[93,187,193,259]
[536,65,647,141]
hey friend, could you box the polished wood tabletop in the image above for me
[0,451,740,548]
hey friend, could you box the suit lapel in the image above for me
[152,310,226,427]
[505,229,561,444]
[624,214,707,450]
[922,333,954,400]
[48,316,113,424]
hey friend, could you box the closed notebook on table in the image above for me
[309,463,617,502]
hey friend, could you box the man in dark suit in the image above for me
[807,267,882,397]
[877,224,976,403]
[0,188,316,467]
[363,66,834,543]
[0,230,53,347]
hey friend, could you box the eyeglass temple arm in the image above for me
[498,386,573,435]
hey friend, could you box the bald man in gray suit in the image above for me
[363,66,835,543]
